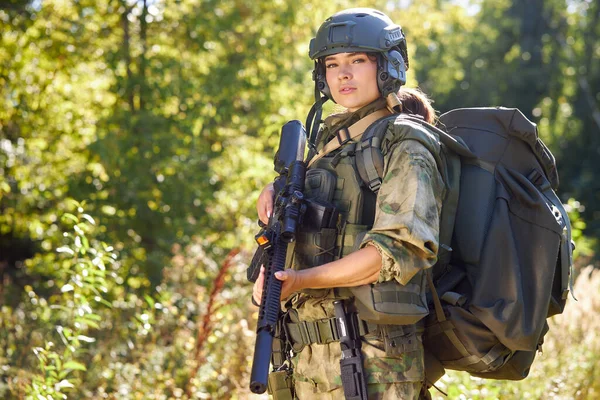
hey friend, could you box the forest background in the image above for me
[1,0,599,399]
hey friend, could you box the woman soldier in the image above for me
[253,8,444,400]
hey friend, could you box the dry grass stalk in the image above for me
[186,248,241,397]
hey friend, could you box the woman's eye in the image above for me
[353,57,366,64]
[325,63,337,69]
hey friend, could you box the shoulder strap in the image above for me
[354,114,473,192]
[354,114,399,191]
[307,109,391,168]
[354,114,471,272]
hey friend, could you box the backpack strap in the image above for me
[425,269,510,371]
[354,114,475,193]
[355,114,473,269]
[528,169,575,301]
[307,109,391,168]
[393,116,474,267]
[354,115,399,191]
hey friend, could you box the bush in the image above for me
[0,204,258,399]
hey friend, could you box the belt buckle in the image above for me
[328,317,340,342]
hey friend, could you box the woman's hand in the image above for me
[251,245,382,307]
[252,266,266,306]
[256,182,275,225]
[274,269,301,300]
[252,266,302,306]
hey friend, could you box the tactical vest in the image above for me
[286,128,378,296]
[287,113,452,324]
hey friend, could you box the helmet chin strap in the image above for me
[306,85,328,161]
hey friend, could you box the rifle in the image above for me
[247,120,307,394]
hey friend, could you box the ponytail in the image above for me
[397,88,436,124]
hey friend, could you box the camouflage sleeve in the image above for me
[360,138,444,285]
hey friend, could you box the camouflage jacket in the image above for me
[286,99,444,389]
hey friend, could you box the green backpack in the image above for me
[354,107,574,383]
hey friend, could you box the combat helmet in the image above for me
[309,8,409,100]
[305,9,409,155]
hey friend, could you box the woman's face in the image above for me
[324,52,380,112]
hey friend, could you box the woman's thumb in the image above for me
[274,271,286,280]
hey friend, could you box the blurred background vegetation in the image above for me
[0,0,598,398]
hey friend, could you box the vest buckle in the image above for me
[336,127,351,146]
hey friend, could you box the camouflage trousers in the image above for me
[284,332,428,400]
[294,380,425,399]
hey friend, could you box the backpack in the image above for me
[354,107,574,382]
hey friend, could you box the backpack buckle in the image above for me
[336,127,351,146]
[368,178,382,192]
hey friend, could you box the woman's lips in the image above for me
[339,86,356,94]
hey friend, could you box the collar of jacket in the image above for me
[322,97,389,140]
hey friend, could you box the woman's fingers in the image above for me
[252,266,265,306]
[256,183,275,224]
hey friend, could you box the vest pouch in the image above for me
[304,168,336,203]
[286,168,340,297]
[290,166,339,272]
[267,370,294,400]
[350,269,429,325]
[293,198,339,269]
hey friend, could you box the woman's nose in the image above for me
[338,64,352,80]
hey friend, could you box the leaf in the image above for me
[84,313,102,321]
[56,247,75,255]
[61,284,74,293]
[92,257,106,271]
[62,361,87,371]
[83,277,97,285]
[101,205,116,216]
[75,317,99,329]
[76,335,96,343]
[55,379,75,390]
[73,225,84,236]
[81,213,95,225]
[65,199,81,209]
[97,298,113,308]
[144,294,155,308]
[61,213,79,224]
